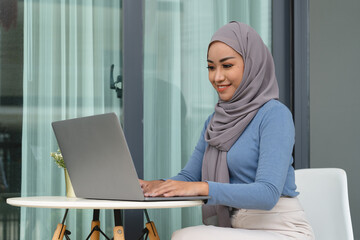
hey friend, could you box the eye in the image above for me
[223,64,233,69]
[207,66,215,70]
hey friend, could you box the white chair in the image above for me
[295,168,354,240]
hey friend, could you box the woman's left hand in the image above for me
[144,180,209,197]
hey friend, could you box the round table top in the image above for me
[7,196,204,210]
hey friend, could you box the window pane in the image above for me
[0,0,122,239]
[0,0,24,238]
[143,0,272,238]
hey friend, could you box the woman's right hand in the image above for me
[139,179,165,196]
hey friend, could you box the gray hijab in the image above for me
[201,21,279,227]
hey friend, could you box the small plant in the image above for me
[50,149,66,169]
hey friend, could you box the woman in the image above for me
[140,21,314,240]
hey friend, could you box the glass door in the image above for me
[0,1,23,239]
[143,0,272,238]
[0,0,122,239]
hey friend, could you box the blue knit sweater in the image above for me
[170,99,298,210]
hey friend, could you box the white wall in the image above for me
[310,0,360,239]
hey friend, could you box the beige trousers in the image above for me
[172,197,314,240]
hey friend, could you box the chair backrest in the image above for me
[295,168,354,240]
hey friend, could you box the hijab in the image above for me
[201,21,279,227]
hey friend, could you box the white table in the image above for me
[6,196,204,209]
[7,196,204,240]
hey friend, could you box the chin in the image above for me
[219,95,232,102]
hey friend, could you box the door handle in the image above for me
[110,64,123,99]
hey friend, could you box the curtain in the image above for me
[143,0,272,238]
[21,0,121,238]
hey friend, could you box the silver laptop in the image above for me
[52,112,210,202]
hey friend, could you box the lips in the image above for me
[217,84,231,92]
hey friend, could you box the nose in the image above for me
[214,68,225,83]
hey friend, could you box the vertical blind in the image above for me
[21,0,121,238]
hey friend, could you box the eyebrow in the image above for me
[207,56,236,63]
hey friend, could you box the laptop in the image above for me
[52,112,210,202]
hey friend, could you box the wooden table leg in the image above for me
[113,210,125,240]
[90,209,100,240]
[113,226,125,240]
[146,221,160,240]
[52,223,66,240]
[145,210,160,240]
[52,209,69,240]
[90,220,100,240]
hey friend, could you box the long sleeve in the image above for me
[169,100,297,210]
[206,100,297,210]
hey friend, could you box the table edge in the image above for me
[6,196,204,209]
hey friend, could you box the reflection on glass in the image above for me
[0,0,23,239]
[143,0,272,238]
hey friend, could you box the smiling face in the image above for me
[207,41,245,102]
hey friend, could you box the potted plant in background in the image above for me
[50,149,76,198]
